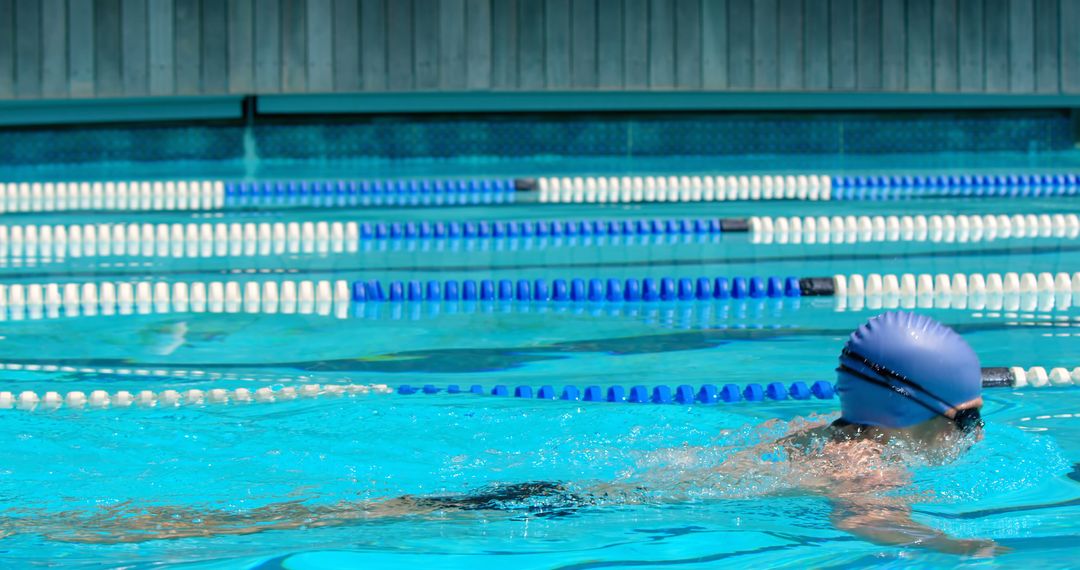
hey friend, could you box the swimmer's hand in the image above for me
[831,499,1010,558]
[921,537,1011,558]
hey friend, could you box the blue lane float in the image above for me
[830,173,1080,200]
[353,217,737,240]
[397,381,838,403]
[397,370,1016,404]
[350,276,810,303]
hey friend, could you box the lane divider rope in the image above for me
[749,213,1080,244]
[0,181,225,212]
[4,365,1075,412]
[0,218,734,258]
[0,272,1076,319]
[0,178,516,213]
[0,383,393,411]
[832,271,1080,312]
[5,212,1075,259]
[526,173,1080,203]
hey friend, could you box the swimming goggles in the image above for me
[836,348,984,434]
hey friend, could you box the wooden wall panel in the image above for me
[121,0,149,96]
[68,0,95,97]
[4,0,1076,102]
[906,0,932,91]
[15,0,41,98]
[173,0,200,94]
[701,0,727,88]
[881,0,906,91]
[1007,0,1035,93]
[803,0,830,90]
[983,0,1008,92]
[331,0,360,91]
[305,0,333,92]
[41,0,69,97]
[490,0,517,89]
[438,0,467,90]
[202,0,228,94]
[596,0,622,88]
[727,0,752,89]
[465,0,492,89]
[623,0,649,89]
[572,0,597,88]
[148,0,174,95]
[777,0,803,91]
[360,0,387,90]
[752,0,778,89]
[856,0,881,91]
[228,0,255,94]
[647,0,675,88]
[0,1,12,99]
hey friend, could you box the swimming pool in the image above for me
[0,156,1077,568]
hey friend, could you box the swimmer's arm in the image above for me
[830,497,1005,557]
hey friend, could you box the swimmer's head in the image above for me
[836,312,982,429]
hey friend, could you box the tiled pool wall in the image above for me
[0,110,1073,167]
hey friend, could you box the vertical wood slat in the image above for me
[1034,0,1059,93]
[623,0,648,88]
[829,0,855,90]
[306,0,333,92]
[777,0,802,90]
[803,0,829,90]
[0,0,11,98]
[201,0,228,94]
[727,0,752,88]
[933,0,958,91]
[648,0,674,87]
[15,0,42,98]
[148,0,174,95]
[880,0,906,91]
[68,0,95,97]
[254,0,280,92]
[906,0,932,91]
[361,0,387,90]
[752,0,777,89]
[173,0,200,94]
[1063,0,1080,93]
[121,0,148,96]
[544,0,570,88]
[518,0,544,89]
[465,0,491,89]
[95,0,122,96]
[674,0,701,88]
[571,0,597,88]
[386,0,413,90]
[281,0,307,92]
[957,0,983,92]
[1007,0,1034,93]
[490,0,517,89]
[596,0,622,88]
[229,0,255,93]
[42,0,68,97]
[701,0,727,88]
[413,0,440,89]
[332,0,360,91]
[856,0,881,90]
[439,0,467,90]
[983,0,1008,92]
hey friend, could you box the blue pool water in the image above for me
[0,157,1078,569]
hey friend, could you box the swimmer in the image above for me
[13,312,1002,556]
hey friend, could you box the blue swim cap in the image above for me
[836,312,981,428]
